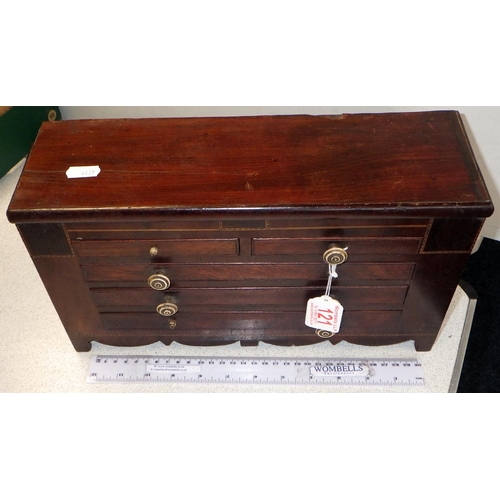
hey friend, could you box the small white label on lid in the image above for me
[66,166,101,178]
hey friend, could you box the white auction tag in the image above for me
[305,295,344,333]
[66,165,101,178]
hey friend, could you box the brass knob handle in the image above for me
[148,273,171,290]
[157,302,178,316]
[316,329,334,338]
[323,246,348,265]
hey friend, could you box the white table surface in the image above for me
[0,160,471,393]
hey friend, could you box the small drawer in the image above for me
[267,217,430,231]
[72,238,240,259]
[66,220,221,233]
[252,238,422,259]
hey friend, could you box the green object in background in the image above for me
[0,106,61,179]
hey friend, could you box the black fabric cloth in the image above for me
[458,237,500,392]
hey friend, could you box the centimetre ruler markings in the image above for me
[87,355,424,386]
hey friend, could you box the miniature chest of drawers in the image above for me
[7,111,494,351]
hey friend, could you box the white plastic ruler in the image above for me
[87,355,424,386]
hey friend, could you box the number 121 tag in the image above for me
[305,296,344,334]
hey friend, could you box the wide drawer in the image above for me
[66,217,430,232]
[90,285,408,311]
[67,225,427,241]
[81,262,416,284]
[100,310,401,333]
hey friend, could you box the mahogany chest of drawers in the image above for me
[7,111,494,351]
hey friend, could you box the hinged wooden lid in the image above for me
[7,111,494,222]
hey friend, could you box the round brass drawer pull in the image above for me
[148,273,171,290]
[323,246,348,265]
[157,302,178,317]
[315,329,334,338]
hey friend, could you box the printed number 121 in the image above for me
[317,308,334,325]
